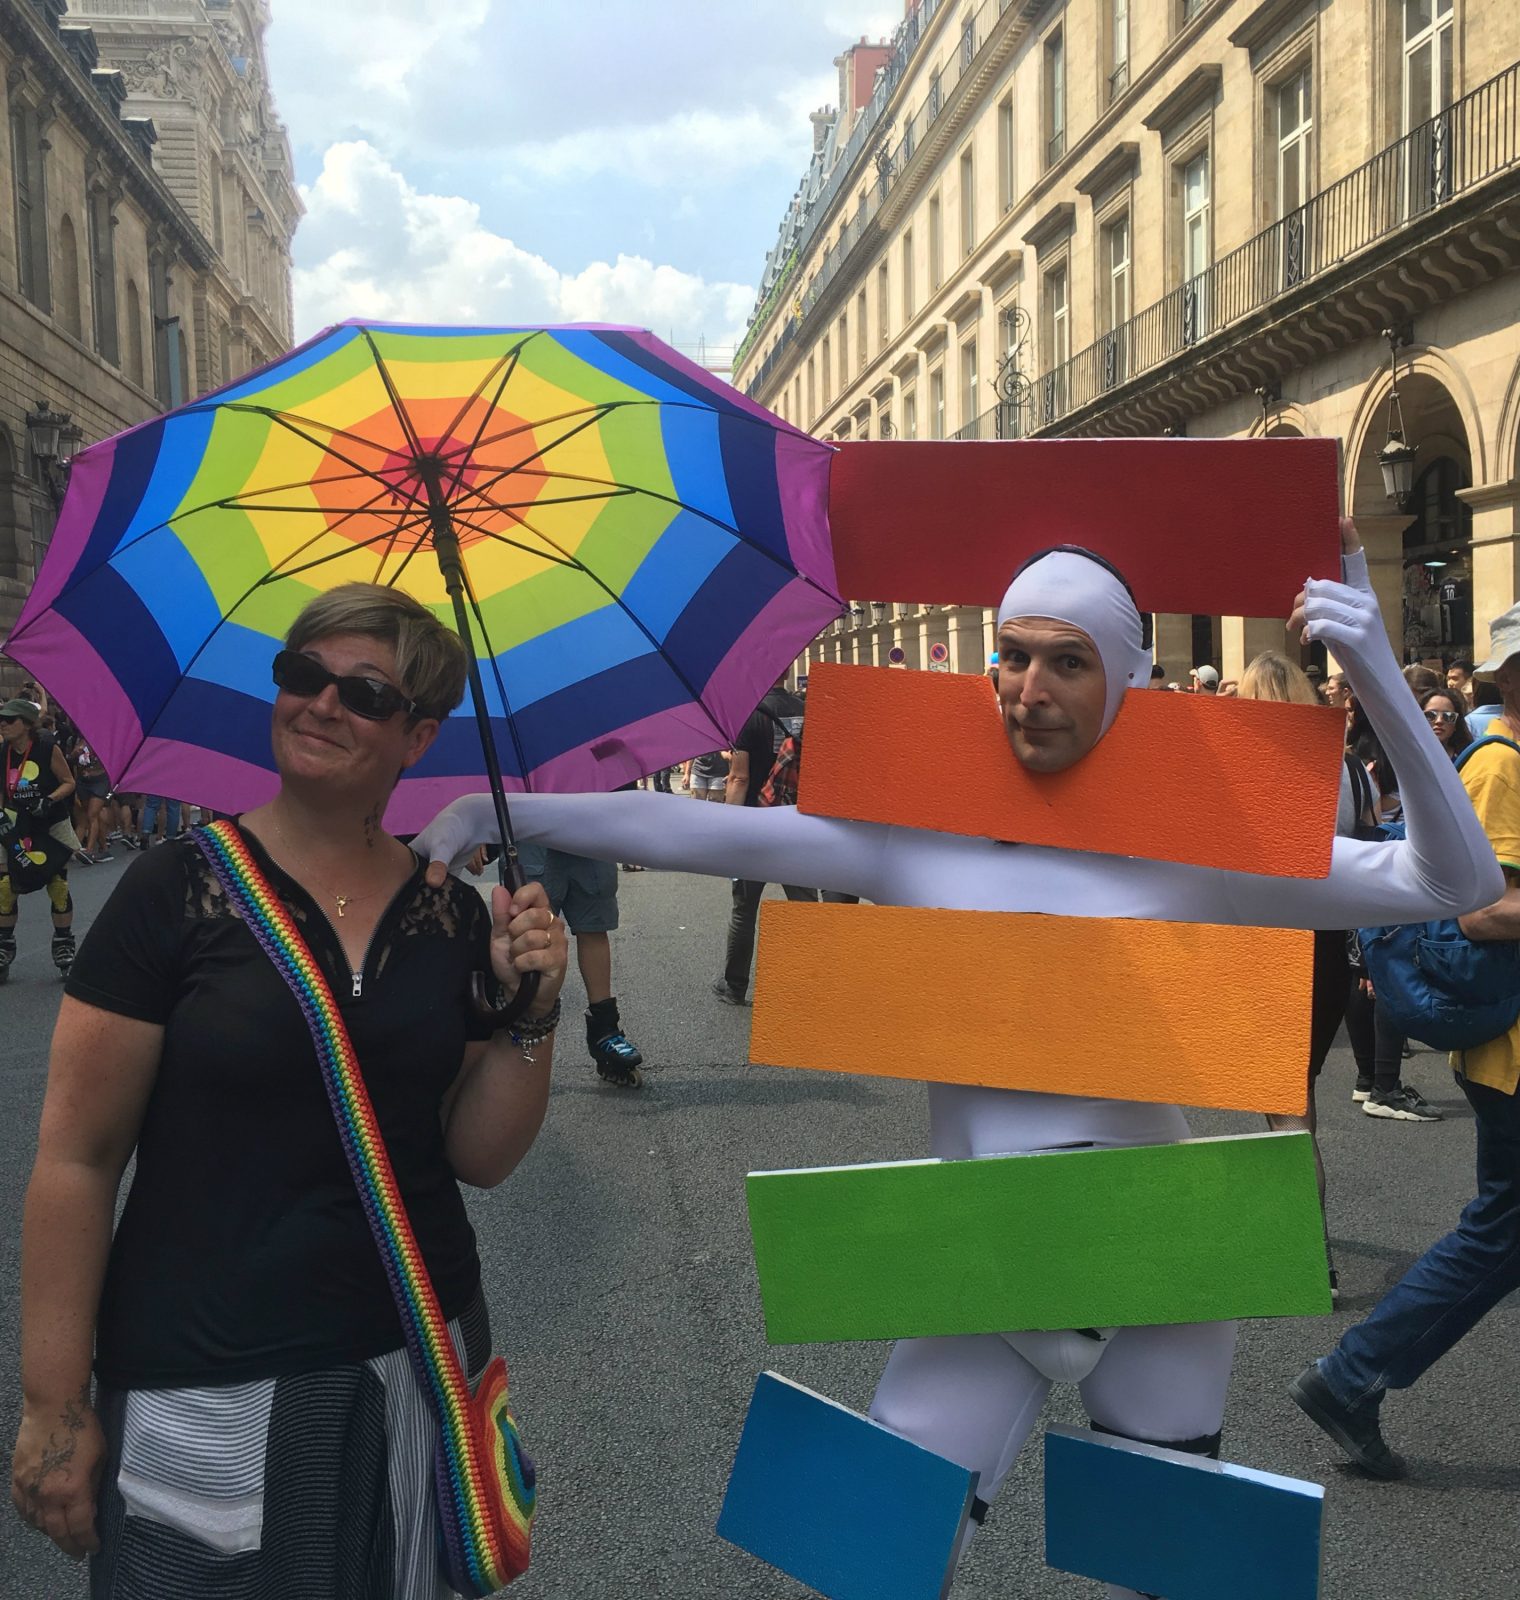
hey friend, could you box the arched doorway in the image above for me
[1348,361,1476,666]
[1401,455,1473,665]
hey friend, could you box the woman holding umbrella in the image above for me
[12,584,566,1596]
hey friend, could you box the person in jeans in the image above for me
[711,681,848,1007]
[137,794,182,850]
[1291,601,1520,1478]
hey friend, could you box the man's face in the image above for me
[0,715,30,748]
[1324,674,1348,707]
[1447,667,1469,695]
[996,618,1107,773]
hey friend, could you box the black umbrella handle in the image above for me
[469,843,543,1028]
[420,464,545,1031]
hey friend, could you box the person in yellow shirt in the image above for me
[1291,605,1520,1480]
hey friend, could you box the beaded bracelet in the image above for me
[506,996,560,1052]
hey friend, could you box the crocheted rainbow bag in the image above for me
[195,821,535,1594]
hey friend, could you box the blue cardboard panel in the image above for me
[717,1372,977,1600]
[1044,1424,1324,1600]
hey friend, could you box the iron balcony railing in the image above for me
[1026,60,1519,432]
[739,0,1020,389]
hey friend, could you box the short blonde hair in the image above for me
[1237,650,1322,706]
[284,584,469,720]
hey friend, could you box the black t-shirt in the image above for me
[67,825,496,1390]
[734,688,804,806]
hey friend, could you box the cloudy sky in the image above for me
[265,1,901,358]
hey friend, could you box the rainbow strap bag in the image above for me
[195,821,535,1595]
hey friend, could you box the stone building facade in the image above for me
[0,0,297,690]
[734,0,1520,684]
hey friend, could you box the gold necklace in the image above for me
[268,814,382,919]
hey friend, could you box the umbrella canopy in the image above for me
[8,323,839,831]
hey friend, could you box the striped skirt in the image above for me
[91,1292,490,1600]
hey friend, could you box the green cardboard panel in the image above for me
[746,1133,1330,1345]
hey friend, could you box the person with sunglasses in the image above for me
[1416,686,1474,761]
[12,583,568,1595]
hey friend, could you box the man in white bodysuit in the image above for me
[418,521,1502,1598]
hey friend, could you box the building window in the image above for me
[56,214,83,340]
[903,228,916,318]
[1101,216,1131,387]
[793,375,802,421]
[1180,150,1212,341]
[150,255,177,407]
[838,313,849,388]
[211,169,225,253]
[1181,0,1210,24]
[1274,66,1313,284]
[807,356,816,418]
[929,67,942,121]
[88,190,118,364]
[125,278,145,387]
[997,95,1016,212]
[821,336,833,404]
[1109,0,1131,104]
[1043,264,1070,372]
[10,104,50,310]
[857,288,868,369]
[1402,0,1455,211]
[929,193,943,290]
[960,337,979,432]
[903,385,918,440]
[1044,30,1066,167]
[1103,215,1131,332]
[877,262,890,347]
[929,366,946,439]
[960,147,976,258]
[1403,0,1454,131]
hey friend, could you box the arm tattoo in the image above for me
[25,1382,92,1497]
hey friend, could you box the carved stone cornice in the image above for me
[1076,142,1140,199]
[1024,200,1075,255]
[1229,0,1313,55]
[1142,64,1223,139]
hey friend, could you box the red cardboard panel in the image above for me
[828,438,1341,617]
[799,663,1345,878]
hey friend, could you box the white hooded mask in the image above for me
[996,548,1151,736]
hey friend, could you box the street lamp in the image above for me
[849,603,866,629]
[25,400,79,507]
[870,600,887,625]
[1377,327,1417,508]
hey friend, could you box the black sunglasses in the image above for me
[272,650,417,721]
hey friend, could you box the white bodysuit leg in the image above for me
[870,1089,1235,1597]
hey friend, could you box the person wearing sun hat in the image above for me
[0,696,80,981]
[1290,597,1520,1479]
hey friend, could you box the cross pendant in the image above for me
[335,896,348,918]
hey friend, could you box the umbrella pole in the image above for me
[419,465,540,1024]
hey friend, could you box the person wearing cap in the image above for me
[1190,664,1220,693]
[1,696,81,981]
[410,521,1501,1594]
[1291,604,1520,1479]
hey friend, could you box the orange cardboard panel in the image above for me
[799,663,1344,878]
[751,902,1313,1115]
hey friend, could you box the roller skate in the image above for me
[0,933,15,985]
[587,997,643,1088]
[52,930,76,980]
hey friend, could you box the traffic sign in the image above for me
[928,642,949,663]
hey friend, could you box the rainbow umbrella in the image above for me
[7,323,840,842]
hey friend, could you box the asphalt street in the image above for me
[1,846,1517,1599]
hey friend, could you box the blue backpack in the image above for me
[1356,735,1520,1051]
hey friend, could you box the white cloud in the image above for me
[293,143,753,349]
